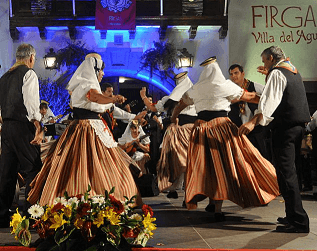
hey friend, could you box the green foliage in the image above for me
[139,41,178,79]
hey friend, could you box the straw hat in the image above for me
[174,71,188,84]
[199,56,217,66]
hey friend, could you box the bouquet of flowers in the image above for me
[10,186,156,251]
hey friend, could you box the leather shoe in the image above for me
[276,224,309,233]
[205,204,215,213]
[167,191,178,199]
[277,217,288,225]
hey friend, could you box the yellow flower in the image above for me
[93,210,106,228]
[105,208,120,226]
[74,218,84,229]
[49,213,67,230]
[63,205,72,219]
[42,206,52,221]
[10,209,25,234]
[142,213,156,235]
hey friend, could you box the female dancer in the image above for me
[28,53,142,206]
[171,57,280,221]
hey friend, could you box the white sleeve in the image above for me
[253,82,265,94]
[22,70,41,122]
[113,106,136,121]
[255,70,287,126]
[306,110,317,132]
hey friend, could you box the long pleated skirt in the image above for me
[185,117,280,209]
[28,119,142,206]
[157,123,193,192]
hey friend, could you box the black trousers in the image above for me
[272,125,309,229]
[0,120,42,223]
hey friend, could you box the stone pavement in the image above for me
[0,188,317,249]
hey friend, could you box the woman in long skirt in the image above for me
[171,58,280,221]
[28,53,142,206]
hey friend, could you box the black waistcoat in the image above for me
[270,67,310,127]
[229,80,257,127]
[0,65,30,122]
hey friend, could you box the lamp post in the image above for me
[43,48,58,69]
[177,48,194,68]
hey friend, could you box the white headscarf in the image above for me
[185,61,243,113]
[168,72,193,102]
[66,56,106,113]
[118,121,150,145]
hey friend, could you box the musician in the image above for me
[118,120,151,175]
[100,83,146,140]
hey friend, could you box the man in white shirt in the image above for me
[239,46,310,233]
[0,44,43,227]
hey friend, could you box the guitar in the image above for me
[125,133,150,155]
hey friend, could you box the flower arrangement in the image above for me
[10,186,156,251]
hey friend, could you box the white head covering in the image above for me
[66,55,106,113]
[185,58,243,113]
[168,71,193,102]
[118,120,150,145]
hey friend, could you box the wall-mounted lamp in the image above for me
[43,48,58,69]
[177,48,194,68]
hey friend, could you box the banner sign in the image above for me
[95,0,136,30]
[229,1,317,83]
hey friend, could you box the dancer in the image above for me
[0,44,42,227]
[171,57,280,222]
[28,53,142,206]
[141,72,197,199]
[239,46,310,233]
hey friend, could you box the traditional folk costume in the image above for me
[28,56,141,206]
[156,72,197,195]
[182,58,280,209]
[118,121,151,175]
[255,58,310,232]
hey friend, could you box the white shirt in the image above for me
[254,69,287,126]
[103,103,136,123]
[306,110,317,132]
[22,70,41,122]
[41,106,55,124]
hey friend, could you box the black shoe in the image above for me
[214,212,226,222]
[182,201,186,208]
[167,191,178,199]
[277,217,288,225]
[205,204,215,213]
[276,224,309,233]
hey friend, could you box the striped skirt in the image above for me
[185,117,280,209]
[28,119,142,206]
[157,123,193,192]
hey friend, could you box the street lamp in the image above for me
[43,48,58,69]
[177,48,194,68]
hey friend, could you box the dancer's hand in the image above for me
[257,66,268,75]
[140,87,147,99]
[238,121,255,136]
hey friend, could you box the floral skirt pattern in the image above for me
[157,123,193,192]
[185,117,280,209]
[28,119,141,206]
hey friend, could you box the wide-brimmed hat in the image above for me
[199,56,217,66]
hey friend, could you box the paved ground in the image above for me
[1,188,317,249]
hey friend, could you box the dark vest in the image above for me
[270,67,310,127]
[229,80,257,127]
[0,65,30,123]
